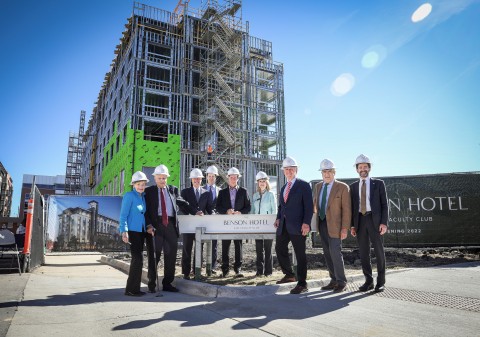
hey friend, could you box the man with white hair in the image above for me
[145,164,189,293]
[313,159,351,293]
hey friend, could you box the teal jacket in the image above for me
[250,190,277,215]
[119,190,146,233]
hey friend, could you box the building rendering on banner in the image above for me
[70,0,286,195]
[55,200,120,251]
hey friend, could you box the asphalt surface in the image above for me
[0,254,479,337]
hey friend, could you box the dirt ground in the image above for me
[111,237,480,286]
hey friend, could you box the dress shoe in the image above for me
[264,273,272,277]
[222,270,230,278]
[333,284,347,293]
[321,282,337,290]
[211,269,217,275]
[163,284,179,292]
[255,272,263,277]
[147,288,156,293]
[374,284,385,293]
[359,282,374,292]
[183,274,191,280]
[125,290,146,297]
[234,270,244,278]
[290,284,308,294]
[276,275,296,284]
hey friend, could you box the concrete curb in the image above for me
[100,256,410,298]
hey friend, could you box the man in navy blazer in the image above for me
[216,167,251,277]
[350,154,389,293]
[274,156,313,294]
[204,165,220,272]
[180,168,213,279]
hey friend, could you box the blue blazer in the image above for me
[250,190,277,215]
[119,190,146,233]
[350,178,389,229]
[276,178,313,235]
[181,186,214,215]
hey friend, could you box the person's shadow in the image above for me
[111,285,372,331]
[0,283,372,332]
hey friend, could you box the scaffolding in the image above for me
[77,0,286,196]
[65,110,85,195]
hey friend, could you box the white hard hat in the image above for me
[354,154,371,166]
[319,159,336,171]
[256,171,269,181]
[189,168,204,179]
[282,156,298,169]
[130,171,149,185]
[152,164,170,177]
[227,167,242,177]
[205,165,219,175]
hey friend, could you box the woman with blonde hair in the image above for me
[250,171,277,276]
[119,171,149,296]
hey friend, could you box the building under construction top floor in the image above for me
[74,0,286,197]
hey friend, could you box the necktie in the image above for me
[195,189,200,202]
[210,186,214,202]
[361,180,366,215]
[284,181,292,203]
[319,183,328,220]
[160,188,168,227]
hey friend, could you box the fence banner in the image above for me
[311,172,480,247]
[47,196,122,252]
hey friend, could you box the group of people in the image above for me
[119,153,388,297]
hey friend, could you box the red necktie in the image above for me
[284,181,292,203]
[160,188,168,227]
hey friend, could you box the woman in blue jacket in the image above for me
[250,171,277,276]
[119,171,149,296]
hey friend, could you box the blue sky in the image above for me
[1,0,479,216]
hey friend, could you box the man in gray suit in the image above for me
[350,154,389,293]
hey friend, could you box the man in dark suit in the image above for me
[204,165,220,272]
[216,167,251,277]
[275,156,313,294]
[313,159,352,293]
[145,164,189,293]
[350,154,389,293]
[181,168,213,279]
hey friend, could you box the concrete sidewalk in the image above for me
[1,254,479,337]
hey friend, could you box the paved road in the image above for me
[1,255,479,336]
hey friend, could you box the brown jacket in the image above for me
[313,180,352,238]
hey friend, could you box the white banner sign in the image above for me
[178,214,277,234]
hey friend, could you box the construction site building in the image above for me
[76,0,286,195]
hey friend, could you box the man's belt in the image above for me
[360,211,372,216]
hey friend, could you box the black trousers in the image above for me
[221,240,243,272]
[275,224,307,286]
[182,234,218,275]
[146,217,178,289]
[255,239,273,275]
[356,213,386,285]
[125,231,146,293]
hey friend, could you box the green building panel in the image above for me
[96,123,181,195]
